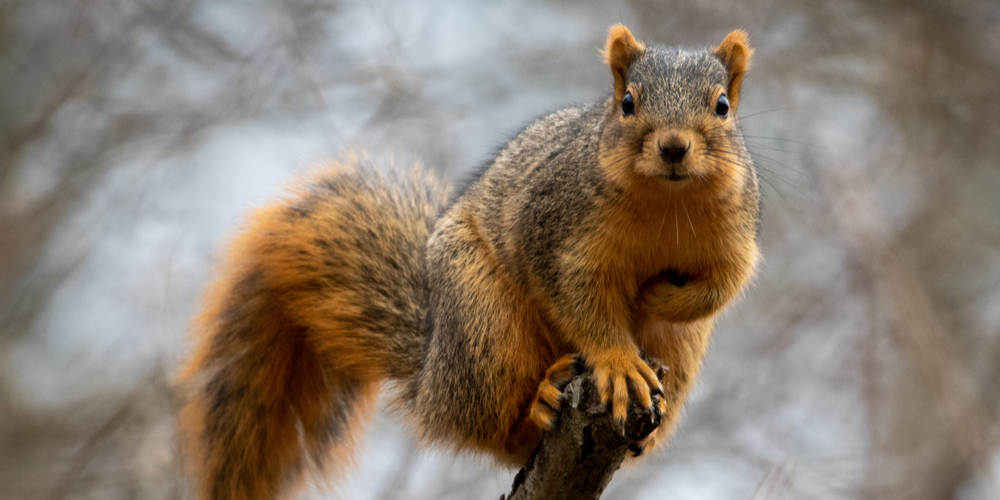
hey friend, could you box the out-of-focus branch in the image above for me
[824,164,1000,498]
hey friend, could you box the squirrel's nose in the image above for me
[659,141,689,163]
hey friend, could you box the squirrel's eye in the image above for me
[715,95,730,118]
[622,92,635,116]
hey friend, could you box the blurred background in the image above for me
[2,0,999,499]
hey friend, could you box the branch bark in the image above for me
[501,363,665,500]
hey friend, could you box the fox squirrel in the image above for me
[178,25,759,500]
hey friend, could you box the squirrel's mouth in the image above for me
[664,172,690,182]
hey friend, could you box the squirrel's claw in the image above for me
[588,350,663,426]
[529,354,583,431]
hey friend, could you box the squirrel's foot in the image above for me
[627,354,670,457]
[586,350,664,425]
[529,354,585,431]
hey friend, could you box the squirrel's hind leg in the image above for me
[417,211,557,463]
[626,317,714,460]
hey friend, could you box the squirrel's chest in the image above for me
[589,201,727,278]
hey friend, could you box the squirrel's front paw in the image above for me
[639,269,716,323]
[640,270,688,303]
[529,354,585,431]
[586,350,664,425]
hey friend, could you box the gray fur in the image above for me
[406,43,757,456]
[628,46,730,127]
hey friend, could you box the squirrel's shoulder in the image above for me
[448,101,607,207]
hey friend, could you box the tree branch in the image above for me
[501,360,665,500]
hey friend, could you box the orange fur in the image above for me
[629,318,715,457]
[533,26,759,450]
[178,157,449,499]
[714,30,754,111]
[603,24,646,102]
[416,207,555,463]
[528,354,581,430]
[177,200,381,500]
[178,26,760,498]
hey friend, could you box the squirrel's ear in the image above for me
[603,25,645,102]
[714,30,754,111]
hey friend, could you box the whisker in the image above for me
[682,200,696,239]
[705,131,827,151]
[749,152,819,195]
[738,135,827,149]
[758,174,810,227]
[700,108,795,137]
[674,200,680,246]
[736,107,799,120]
[657,213,667,240]
[703,145,814,188]
[741,142,823,159]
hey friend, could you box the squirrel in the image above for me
[177,25,759,500]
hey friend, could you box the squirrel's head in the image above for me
[599,25,756,196]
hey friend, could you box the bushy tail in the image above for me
[177,155,450,500]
